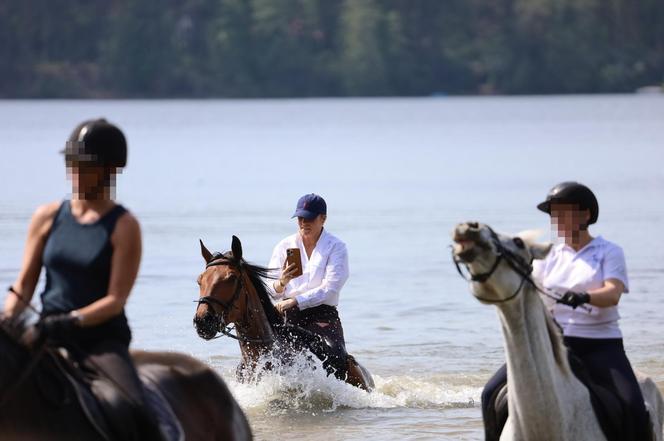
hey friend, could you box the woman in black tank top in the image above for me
[4,119,164,441]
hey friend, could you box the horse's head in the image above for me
[452,222,552,304]
[194,237,247,340]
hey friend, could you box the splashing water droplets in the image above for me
[209,351,482,414]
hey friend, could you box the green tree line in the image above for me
[1,0,662,98]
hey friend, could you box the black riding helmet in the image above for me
[61,118,127,167]
[537,181,599,225]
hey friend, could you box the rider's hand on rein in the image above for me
[28,313,81,345]
[557,291,591,309]
[275,298,298,315]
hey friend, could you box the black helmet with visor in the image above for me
[62,118,127,168]
[537,181,599,225]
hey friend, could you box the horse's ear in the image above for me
[530,242,553,260]
[231,235,243,261]
[200,239,214,263]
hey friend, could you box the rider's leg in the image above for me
[80,340,165,441]
[312,313,347,379]
[287,305,348,379]
[482,363,508,441]
[565,337,649,441]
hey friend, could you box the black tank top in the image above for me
[40,200,131,346]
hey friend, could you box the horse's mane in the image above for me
[0,316,30,374]
[538,292,572,374]
[243,264,282,328]
[213,252,282,328]
[0,316,28,344]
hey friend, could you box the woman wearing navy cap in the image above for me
[481,182,649,441]
[268,193,350,379]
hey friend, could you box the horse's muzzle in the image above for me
[193,312,221,340]
[453,222,481,263]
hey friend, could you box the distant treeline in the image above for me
[2,0,663,98]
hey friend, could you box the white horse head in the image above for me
[452,221,551,304]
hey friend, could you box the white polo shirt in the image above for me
[267,229,349,310]
[533,236,629,339]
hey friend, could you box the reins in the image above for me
[3,286,145,408]
[0,286,49,406]
[452,228,591,311]
[196,256,322,345]
[196,257,275,344]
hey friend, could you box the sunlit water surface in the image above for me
[1,95,663,440]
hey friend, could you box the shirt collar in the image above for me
[559,235,604,255]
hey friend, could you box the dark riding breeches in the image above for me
[481,363,508,441]
[564,337,649,441]
[481,337,649,441]
[72,339,164,441]
[285,305,348,380]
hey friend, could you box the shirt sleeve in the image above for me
[267,242,287,300]
[602,245,629,293]
[295,242,349,309]
[532,258,546,284]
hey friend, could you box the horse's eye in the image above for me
[513,237,525,249]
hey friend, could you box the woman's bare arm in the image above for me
[587,278,624,307]
[4,202,60,317]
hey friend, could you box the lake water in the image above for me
[1,95,663,440]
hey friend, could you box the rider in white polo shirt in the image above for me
[268,193,350,379]
[482,182,648,441]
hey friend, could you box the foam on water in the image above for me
[209,352,481,415]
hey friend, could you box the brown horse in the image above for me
[0,317,252,441]
[193,236,374,391]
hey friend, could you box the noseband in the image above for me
[452,227,534,304]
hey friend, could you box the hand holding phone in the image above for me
[285,248,303,278]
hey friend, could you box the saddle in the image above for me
[39,348,184,441]
[488,355,650,441]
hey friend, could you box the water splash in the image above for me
[210,352,482,415]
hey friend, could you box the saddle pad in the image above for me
[139,372,185,441]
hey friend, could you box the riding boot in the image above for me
[482,364,508,441]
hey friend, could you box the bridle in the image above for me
[452,227,535,304]
[195,257,274,344]
[197,259,245,313]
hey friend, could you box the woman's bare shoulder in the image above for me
[31,201,62,225]
[114,209,141,240]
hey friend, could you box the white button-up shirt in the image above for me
[534,236,629,339]
[267,229,349,310]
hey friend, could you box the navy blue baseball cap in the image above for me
[292,194,327,219]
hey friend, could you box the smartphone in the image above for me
[286,248,304,278]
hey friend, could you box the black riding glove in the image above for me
[557,291,591,309]
[37,313,79,341]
